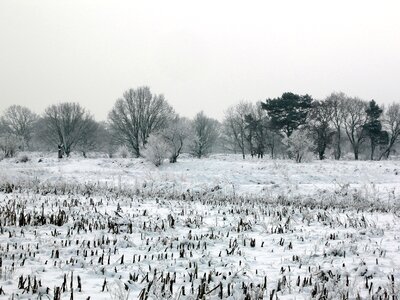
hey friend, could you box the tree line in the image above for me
[0,87,399,164]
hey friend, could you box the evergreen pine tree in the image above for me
[364,100,388,160]
[261,92,313,138]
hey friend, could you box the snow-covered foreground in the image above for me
[0,155,400,299]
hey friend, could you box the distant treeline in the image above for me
[0,87,399,163]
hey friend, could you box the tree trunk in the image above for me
[58,145,63,159]
[379,137,396,160]
[370,140,375,160]
[335,129,341,160]
[379,147,391,160]
[318,140,326,160]
[133,145,140,158]
[386,149,390,159]
[354,147,359,160]
[319,151,324,160]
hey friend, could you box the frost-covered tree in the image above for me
[108,86,174,157]
[283,129,312,163]
[342,97,368,160]
[40,102,97,157]
[143,134,171,167]
[190,111,219,158]
[161,117,191,163]
[0,105,38,149]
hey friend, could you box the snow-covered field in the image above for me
[0,154,399,299]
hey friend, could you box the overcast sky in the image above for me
[0,0,399,121]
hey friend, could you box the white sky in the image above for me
[0,0,399,121]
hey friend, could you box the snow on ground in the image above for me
[0,154,399,299]
[1,153,400,199]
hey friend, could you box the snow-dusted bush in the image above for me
[18,154,29,163]
[283,129,312,163]
[108,280,130,300]
[0,134,22,158]
[116,145,131,158]
[143,134,171,167]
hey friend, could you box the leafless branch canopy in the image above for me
[108,86,174,157]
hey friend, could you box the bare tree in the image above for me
[190,111,219,158]
[220,120,240,154]
[325,92,346,160]
[75,118,100,157]
[223,102,253,159]
[0,105,38,149]
[161,116,191,163]
[265,128,282,159]
[342,97,368,160]
[95,121,119,158]
[379,102,400,159]
[223,101,284,159]
[40,102,98,157]
[108,87,174,157]
[0,134,22,158]
[245,102,270,158]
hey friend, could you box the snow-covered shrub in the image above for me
[142,134,171,167]
[0,134,22,158]
[108,279,130,300]
[18,154,29,163]
[283,129,312,163]
[116,145,131,158]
